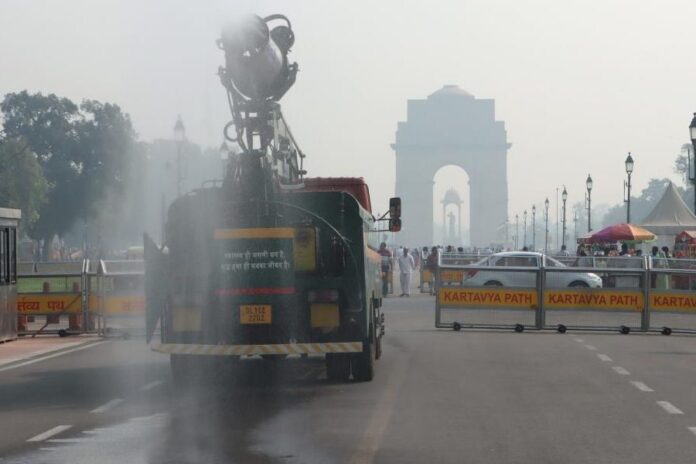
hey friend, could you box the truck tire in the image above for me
[352,325,375,382]
[325,353,351,382]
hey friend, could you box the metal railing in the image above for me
[17,259,145,337]
[435,253,696,335]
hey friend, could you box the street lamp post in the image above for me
[624,152,634,223]
[523,210,528,250]
[561,186,568,249]
[532,205,536,251]
[585,174,593,232]
[515,214,519,250]
[544,198,550,254]
[573,211,578,245]
[173,116,186,197]
[555,188,559,252]
[689,113,696,214]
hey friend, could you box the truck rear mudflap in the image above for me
[151,341,364,356]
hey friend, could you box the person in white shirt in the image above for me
[397,247,415,297]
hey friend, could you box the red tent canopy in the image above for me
[588,223,655,243]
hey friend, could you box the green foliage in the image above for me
[1,91,137,244]
[0,139,48,227]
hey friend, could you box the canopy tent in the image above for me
[588,223,655,243]
[640,182,696,235]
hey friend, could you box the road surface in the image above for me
[2,295,696,463]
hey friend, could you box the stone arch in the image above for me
[392,85,510,247]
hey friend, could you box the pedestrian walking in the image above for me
[411,248,421,270]
[397,247,415,297]
[425,246,439,295]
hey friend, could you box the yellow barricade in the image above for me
[439,270,464,283]
[545,289,643,312]
[17,293,82,315]
[650,292,696,313]
[89,295,145,315]
[438,287,538,310]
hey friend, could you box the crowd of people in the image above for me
[377,243,506,297]
[377,240,695,297]
[576,243,676,259]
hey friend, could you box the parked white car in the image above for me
[462,252,602,288]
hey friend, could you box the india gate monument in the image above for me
[392,85,510,247]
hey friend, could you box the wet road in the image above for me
[2,295,696,463]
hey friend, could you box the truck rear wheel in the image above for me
[352,325,375,382]
[325,353,351,382]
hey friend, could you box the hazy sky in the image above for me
[2,0,695,227]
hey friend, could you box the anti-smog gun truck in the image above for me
[144,14,401,382]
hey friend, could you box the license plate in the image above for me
[240,305,272,324]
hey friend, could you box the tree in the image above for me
[1,91,138,257]
[0,138,48,228]
[601,178,679,226]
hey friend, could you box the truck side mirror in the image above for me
[389,197,401,219]
[389,218,402,232]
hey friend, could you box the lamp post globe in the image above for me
[625,153,634,174]
[173,116,186,142]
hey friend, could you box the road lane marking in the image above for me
[139,380,163,391]
[612,366,630,375]
[657,401,684,415]
[0,341,108,373]
[584,345,598,351]
[27,425,72,442]
[350,356,409,464]
[573,338,584,343]
[48,438,94,443]
[630,381,654,392]
[40,447,59,451]
[597,354,612,362]
[90,398,124,413]
[688,427,696,436]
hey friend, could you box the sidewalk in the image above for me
[0,334,101,369]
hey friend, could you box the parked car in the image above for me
[462,252,602,288]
